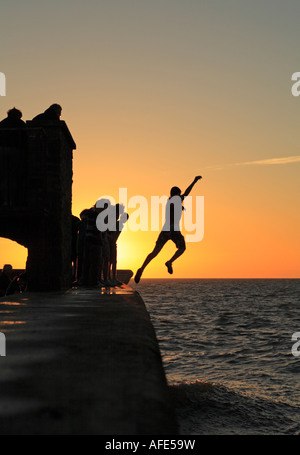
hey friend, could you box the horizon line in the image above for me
[133,277,300,280]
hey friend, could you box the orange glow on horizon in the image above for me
[0,156,299,279]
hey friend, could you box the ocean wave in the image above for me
[137,279,300,434]
[168,380,300,435]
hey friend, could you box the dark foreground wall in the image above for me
[0,285,178,435]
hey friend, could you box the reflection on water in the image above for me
[0,321,25,325]
[0,320,26,333]
[98,286,135,295]
[0,301,26,306]
[70,284,135,296]
[0,299,27,332]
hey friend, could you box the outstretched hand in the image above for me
[182,176,202,198]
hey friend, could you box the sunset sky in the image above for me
[0,0,299,278]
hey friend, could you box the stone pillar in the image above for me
[0,121,76,292]
[26,121,76,291]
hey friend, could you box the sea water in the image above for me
[132,279,300,435]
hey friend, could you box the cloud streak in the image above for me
[233,155,300,166]
[207,155,300,170]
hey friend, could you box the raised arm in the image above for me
[182,176,202,199]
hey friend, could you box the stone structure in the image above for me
[0,121,76,291]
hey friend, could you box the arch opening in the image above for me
[0,238,27,271]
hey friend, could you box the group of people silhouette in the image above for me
[0,104,62,129]
[72,201,129,287]
[0,201,129,295]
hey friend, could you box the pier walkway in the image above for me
[0,285,177,435]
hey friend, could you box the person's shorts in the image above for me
[156,230,186,249]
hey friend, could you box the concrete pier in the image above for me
[0,285,177,435]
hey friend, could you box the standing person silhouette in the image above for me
[0,108,26,128]
[134,176,202,283]
[109,205,129,285]
[31,104,62,123]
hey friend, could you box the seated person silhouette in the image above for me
[0,264,13,297]
[134,176,202,283]
[0,108,26,128]
[31,104,62,123]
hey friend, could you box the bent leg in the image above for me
[168,245,186,264]
[165,234,186,274]
[141,243,164,271]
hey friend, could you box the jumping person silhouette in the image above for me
[134,176,202,283]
